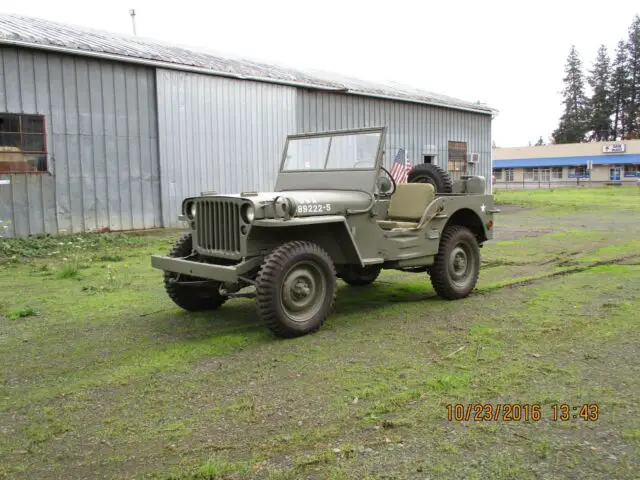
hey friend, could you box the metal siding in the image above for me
[0,46,160,237]
[156,69,297,228]
[295,90,492,193]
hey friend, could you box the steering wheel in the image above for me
[378,166,396,196]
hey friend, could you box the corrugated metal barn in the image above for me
[0,13,495,237]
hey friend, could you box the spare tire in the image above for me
[407,164,453,194]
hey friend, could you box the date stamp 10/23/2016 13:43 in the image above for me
[446,404,599,422]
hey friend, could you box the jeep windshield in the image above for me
[282,131,382,171]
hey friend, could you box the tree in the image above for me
[534,136,546,146]
[624,15,640,138]
[610,40,629,140]
[587,45,612,141]
[553,46,589,144]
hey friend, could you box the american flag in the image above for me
[389,148,411,184]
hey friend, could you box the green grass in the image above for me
[55,262,81,279]
[0,190,639,479]
[495,185,640,211]
[4,306,36,319]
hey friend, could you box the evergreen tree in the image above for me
[610,40,629,140]
[553,46,589,144]
[624,15,640,138]
[587,45,612,141]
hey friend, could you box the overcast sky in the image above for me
[3,0,639,147]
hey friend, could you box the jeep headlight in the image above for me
[241,204,255,223]
[185,201,196,220]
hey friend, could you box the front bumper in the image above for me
[151,255,262,283]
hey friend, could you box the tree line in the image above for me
[552,15,640,144]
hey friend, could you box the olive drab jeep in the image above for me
[151,127,499,337]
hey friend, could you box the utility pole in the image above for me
[129,9,137,36]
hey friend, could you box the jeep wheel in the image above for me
[429,226,480,299]
[256,241,336,338]
[407,163,453,194]
[164,234,227,311]
[339,265,381,286]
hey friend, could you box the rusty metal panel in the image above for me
[0,46,161,237]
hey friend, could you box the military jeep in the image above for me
[151,127,498,337]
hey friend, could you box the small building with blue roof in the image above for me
[492,140,640,187]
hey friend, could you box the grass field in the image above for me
[1,187,639,479]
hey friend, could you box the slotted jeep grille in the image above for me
[195,198,241,256]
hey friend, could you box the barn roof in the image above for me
[0,13,495,115]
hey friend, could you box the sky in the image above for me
[3,0,639,147]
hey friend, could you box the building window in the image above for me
[539,168,551,182]
[524,168,535,181]
[624,164,638,177]
[568,166,589,178]
[524,167,552,181]
[448,141,467,173]
[505,168,514,182]
[552,167,563,180]
[493,168,502,180]
[0,114,47,173]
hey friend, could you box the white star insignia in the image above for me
[480,204,486,213]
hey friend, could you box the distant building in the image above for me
[492,140,640,188]
[0,14,495,237]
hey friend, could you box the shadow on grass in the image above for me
[144,279,440,345]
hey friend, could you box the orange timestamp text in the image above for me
[446,403,599,422]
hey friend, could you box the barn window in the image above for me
[447,141,467,173]
[492,168,502,179]
[552,167,563,179]
[0,114,47,173]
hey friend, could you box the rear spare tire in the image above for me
[407,163,453,194]
[256,241,336,338]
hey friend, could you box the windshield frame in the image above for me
[279,126,385,173]
[275,126,387,193]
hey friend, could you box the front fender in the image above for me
[248,216,365,266]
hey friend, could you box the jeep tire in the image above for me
[407,163,453,193]
[339,265,381,286]
[256,241,336,338]
[429,226,480,299]
[164,234,227,311]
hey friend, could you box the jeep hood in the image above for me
[204,190,373,218]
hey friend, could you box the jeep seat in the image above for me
[377,183,435,230]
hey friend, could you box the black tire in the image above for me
[407,163,453,194]
[339,265,381,286]
[163,234,227,312]
[429,226,480,300]
[256,241,336,338]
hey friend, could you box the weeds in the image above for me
[6,306,36,319]
[96,254,124,262]
[81,265,130,294]
[187,457,248,479]
[0,232,146,264]
[56,263,81,279]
